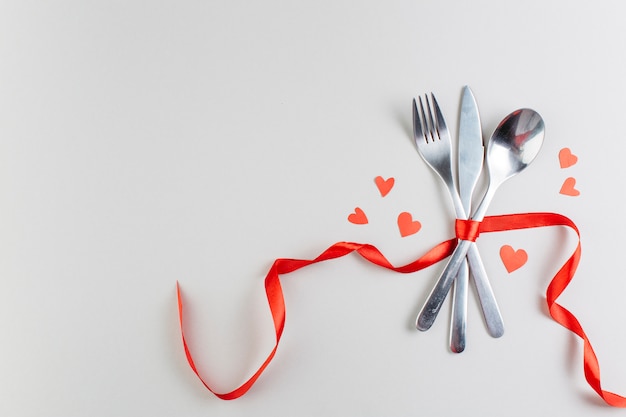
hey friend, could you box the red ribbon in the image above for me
[176,212,626,406]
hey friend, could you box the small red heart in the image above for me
[397,212,421,237]
[499,245,528,273]
[558,148,578,169]
[559,177,580,196]
[374,176,395,197]
[348,207,368,224]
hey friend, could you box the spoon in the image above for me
[416,108,545,331]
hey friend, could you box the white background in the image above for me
[0,1,625,415]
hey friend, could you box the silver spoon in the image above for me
[416,108,545,331]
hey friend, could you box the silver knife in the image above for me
[453,86,504,346]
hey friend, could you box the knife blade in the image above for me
[452,86,504,347]
[458,86,484,210]
[449,86,482,351]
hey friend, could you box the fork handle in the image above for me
[416,239,472,331]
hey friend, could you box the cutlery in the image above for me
[416,108,545,330]
[412,92,504,342]
[451,86,483,352]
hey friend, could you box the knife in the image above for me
[452,86,504,347]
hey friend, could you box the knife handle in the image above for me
[450,260,469,352]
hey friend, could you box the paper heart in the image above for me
[559,148,578,169]
[499,245,528,273]
[397,212,421,237]
[374,176,395,197]
[348,207,368,224]
[559,177,580,196]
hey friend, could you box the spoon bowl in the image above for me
[473,108,544,220]
[486,108,545,187]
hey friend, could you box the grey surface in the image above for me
[0,1,624,416]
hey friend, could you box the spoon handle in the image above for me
[466,243,504,337]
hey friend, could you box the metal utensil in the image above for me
[412,92,504,343]
[416,108,545,329]
[451,86,484,352]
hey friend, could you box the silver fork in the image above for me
[412,93,504,341]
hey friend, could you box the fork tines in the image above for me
[413,93,445,144]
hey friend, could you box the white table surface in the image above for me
[1,1,625,415]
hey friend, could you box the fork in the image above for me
[412,93,504,340]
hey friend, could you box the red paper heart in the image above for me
[559,177,580,196]
[348,207,368,224]
[397,212,421,237]
[499,245,528,273]
[374,176,395,197]
[559,148,578,169]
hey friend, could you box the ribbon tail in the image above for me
[481,213,626,407]
[175,240,451,399]
[176,213,626,406]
